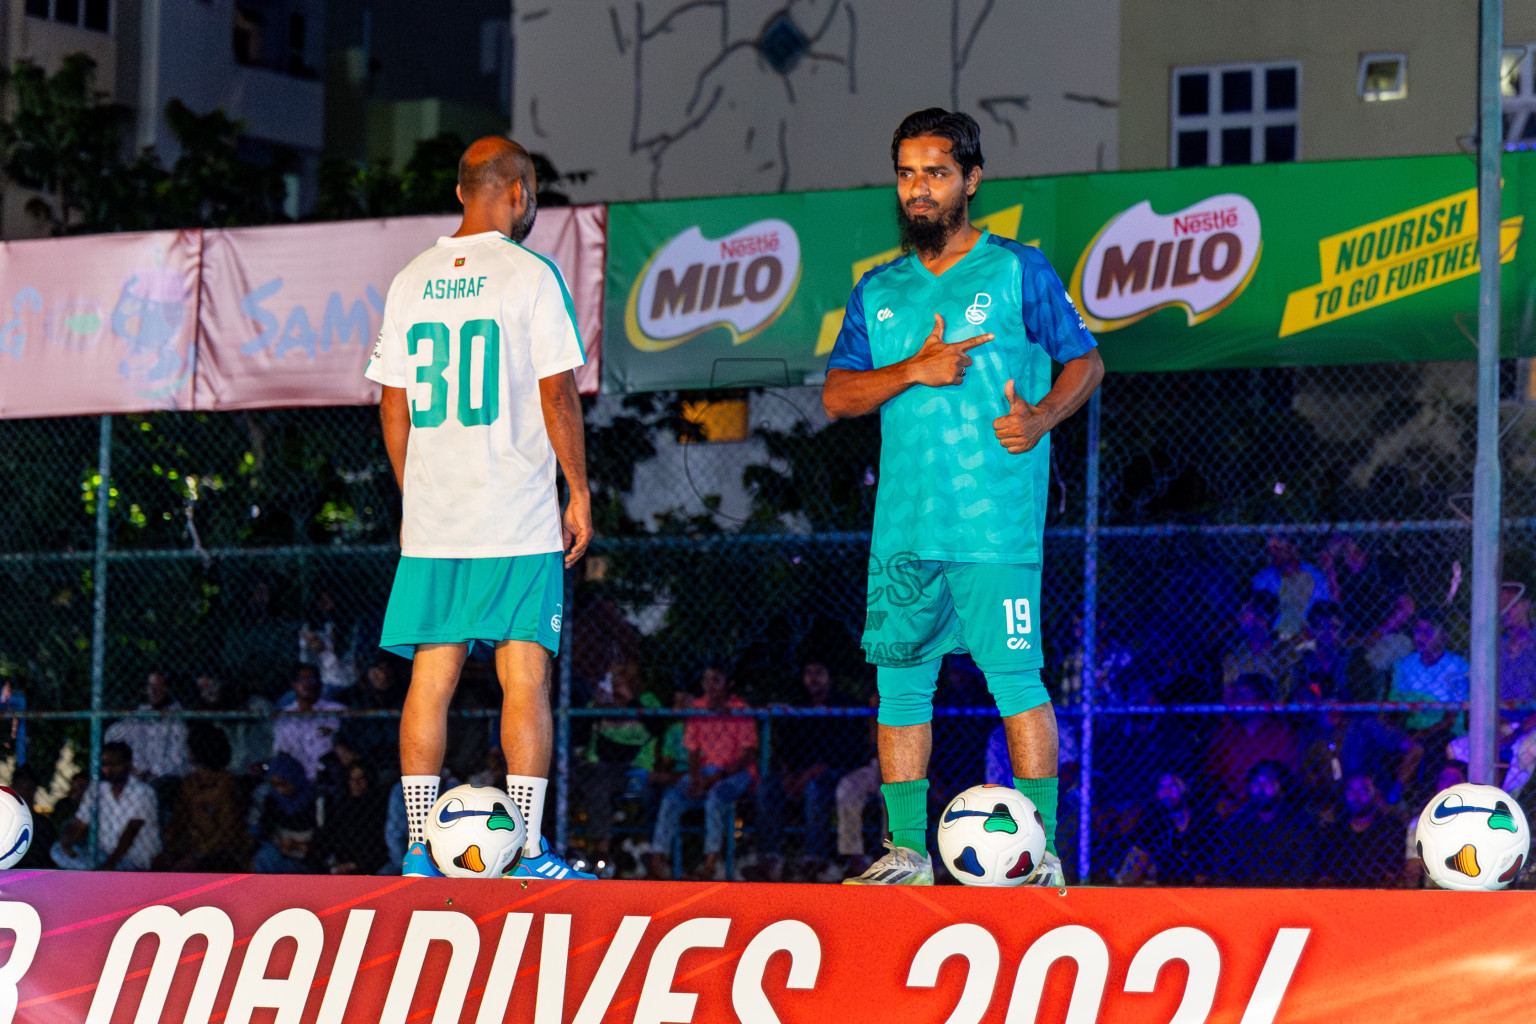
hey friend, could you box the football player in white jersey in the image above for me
[366,137,594,878]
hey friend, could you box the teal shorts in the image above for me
[380,552,563,658]
[861,559,1045,671]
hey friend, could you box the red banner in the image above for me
[0,870,1529,1023]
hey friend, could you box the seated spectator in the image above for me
[249,752,319,874]
[1221,592,1298,694]
[1290,601,1379,702]
[1208,760,1316,886]
[835,691,882,876]
[52,741,161,871]
[1316,773,1403,887]
[298,588,358,704]
[572,658,662,875]
[352,656,408,766]
[1252,535,1329,639]
[751,660,860,882]
[104,670,190,800]
[648,665,757,881]
[0,678,27,769]
[316,732,368,805]
[1321,533,1415,673]
[1298,706,1419,811]
[271,664,347,780]
[1389,611,1469,734]
[193,672,273,779]
[1208,674,1300,801]
[10,765,56,869]
[1114,772,1211,885]
[156,723,250,872]
[316,761,388,875]
[1499,583,1536,703]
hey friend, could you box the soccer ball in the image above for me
[0,787,32,869]
[936,784,1047,886]
[424,784,527,879]
[1416,782,1530,891]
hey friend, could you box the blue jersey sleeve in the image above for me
[989,236,1097,364]
[826,277,873,371]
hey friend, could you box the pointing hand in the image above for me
[907,314,993,388]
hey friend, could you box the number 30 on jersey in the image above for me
[407,319,500,428]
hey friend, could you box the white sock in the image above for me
[506,774,548,855]
[402,775,440,848]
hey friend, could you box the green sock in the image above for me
[1015,777,1058,857]
[881,779,930,854]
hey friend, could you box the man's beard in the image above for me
[897,194,967,257]
[511,191,538,243]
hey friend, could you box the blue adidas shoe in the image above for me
[402,841,444,878]
[506,837,597,880]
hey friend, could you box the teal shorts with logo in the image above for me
[861,559,1044,672]
[380,552,563,658]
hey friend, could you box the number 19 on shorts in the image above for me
[1003,598,1032,649]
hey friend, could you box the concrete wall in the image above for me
[1120,0,1536,169]
[512,0,1119,202]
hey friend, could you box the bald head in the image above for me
[458,136,534,199]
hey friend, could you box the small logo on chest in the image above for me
[965,293,992,325]
[877,307,894,322]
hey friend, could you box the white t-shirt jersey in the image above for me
[365,231,585,558]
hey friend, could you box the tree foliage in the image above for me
[0,53,289,234]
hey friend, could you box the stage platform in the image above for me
[0,869,1528,1023]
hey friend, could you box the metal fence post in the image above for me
[1078,390,1101,882]
[88,414,113,858]
[554,567,573,854]
[1469,0,1504,784]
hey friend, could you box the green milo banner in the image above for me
[602,153,1536,393]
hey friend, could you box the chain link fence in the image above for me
[3,360,1535,884]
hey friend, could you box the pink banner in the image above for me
[0,231,200,418]
[195,206,606,411]
[0,208,605,419]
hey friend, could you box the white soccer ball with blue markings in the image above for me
[936,784,1046,887]
[1417,783,1530,891]
[0,786,32,869]
[424,784,526,879]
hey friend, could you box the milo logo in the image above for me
[624,219,801,351]
[1070,193,1261,331]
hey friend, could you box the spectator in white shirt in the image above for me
[271,665,347,780]
[104,671,190,789]
[52,741,161,870]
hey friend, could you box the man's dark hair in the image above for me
[103,740,133,764]
[1415,607,1443,629]
[188,722,232,771]
[890,108,985,178]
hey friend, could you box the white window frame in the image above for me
[1506,45,1536,151]
[25,0,111,32]
[1358,53,1407,102]
[1170,61,1302,169]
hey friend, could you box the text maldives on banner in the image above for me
[0,230,200,418]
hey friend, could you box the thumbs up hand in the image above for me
[992,378,1054,454]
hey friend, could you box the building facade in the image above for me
[1119,1,1536,169]
[510,0,1120,202]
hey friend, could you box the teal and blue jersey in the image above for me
[828,230,1097,565]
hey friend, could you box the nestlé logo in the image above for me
[625,219,801,351]
[1070,193,1261,331]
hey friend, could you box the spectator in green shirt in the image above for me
[572,658,661,871]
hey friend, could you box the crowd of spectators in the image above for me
[4,532,1534,887]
